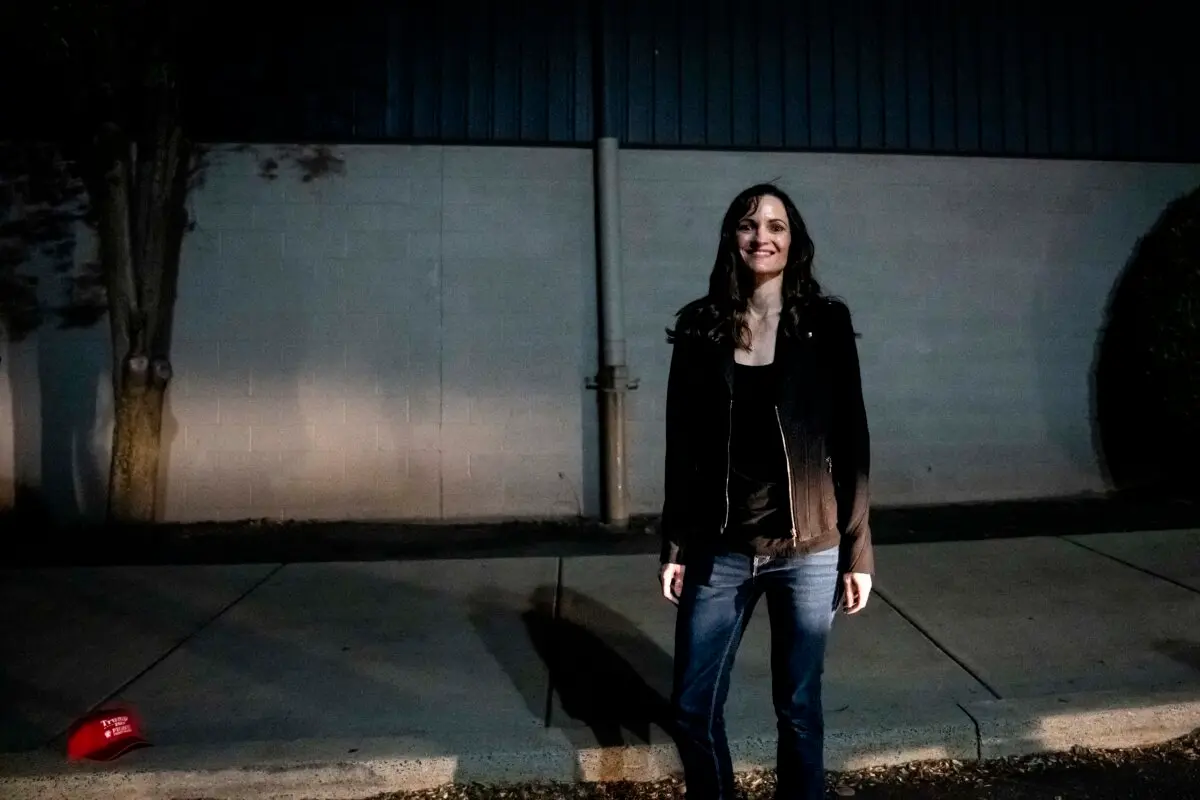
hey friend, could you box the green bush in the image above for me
[1095,186,1200,495]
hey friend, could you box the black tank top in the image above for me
[727,362,792,552]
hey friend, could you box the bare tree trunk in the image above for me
[101,75,190,524]
[108,354,170,520]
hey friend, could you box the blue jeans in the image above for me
[671,547,841,800]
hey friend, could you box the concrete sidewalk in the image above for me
[1,530,1198,799]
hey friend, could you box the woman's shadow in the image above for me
[470,583,677,750]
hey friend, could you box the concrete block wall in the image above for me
[163,145,595,522]
[3,144,1198,522]
[622,152,1200,509]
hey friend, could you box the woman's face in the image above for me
[735,195,791,279]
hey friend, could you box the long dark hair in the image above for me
[667,182,821,348]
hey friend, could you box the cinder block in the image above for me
[164,445,220,478]
[184,476,253,509]
[443,177,588,206]
[346,232,409,261]
[183,424,251,452]
[283,229,347,260]
[250,424,314,452]
[345,145,444,179]
[312,422,377,452]
[406,386,443,424]
[338,177,413,204]
[451,421,513,451]
[504,474,582,516]
[250,203,289,231]
[219,230,284,265]
[216,450,282,475]
[166,392,221,426]
[467,395,530,426]
[406,231,442,261]
[500,420,575,456]
[346,395,402,425]
[441,225,587,261]
[368,202,441,232]
[342,277,412,317]
[377,423,440,452]
[218,396,284,426]
[277,450,347,482]
[442,146,589,180]
[180,226,220,262]
[194,170,284,206]
[193,202,255,231]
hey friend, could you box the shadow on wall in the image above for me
[1092,184,1200,497]
[1087,219,1136,493]
[6,328,109,525]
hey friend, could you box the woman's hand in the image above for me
[660,563,686,605]
[841,572,872,614]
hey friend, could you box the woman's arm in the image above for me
[660,338,694,565]
[832,302,874,577]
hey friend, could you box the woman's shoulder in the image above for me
[812,295,855,328]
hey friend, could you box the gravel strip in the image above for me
[355,728,1200,800]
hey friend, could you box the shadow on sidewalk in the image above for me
[4,564,473,757]
[471,585,676,749]
[1154,639,1200,673]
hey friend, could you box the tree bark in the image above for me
[101,73,190,524]
[108,354,171,521]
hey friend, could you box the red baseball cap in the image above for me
[66,705,151,761]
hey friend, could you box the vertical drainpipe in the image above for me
[589,0,636,528]
[594,138,633,527]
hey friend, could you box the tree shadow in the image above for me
[1092,187,1200,499]
[1090,213,1151,494]
[36,328,109,523]
[6,339,44,522]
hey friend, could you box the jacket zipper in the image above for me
[775,406,797,542]
[720,395,732,533]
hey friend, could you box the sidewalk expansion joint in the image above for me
[1059,535,1200,597]
[542,556,565,728]
[873,587,1002,700]
[43,563,287,748]
[956,701,983,761]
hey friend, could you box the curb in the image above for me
[1,691,1197,800]
[0,719,975,800]
[963,688,1200,759]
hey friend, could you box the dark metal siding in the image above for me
[187,0,1199,162]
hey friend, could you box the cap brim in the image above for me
[84,737,152,761]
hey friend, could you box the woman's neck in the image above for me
[746,274,783,318]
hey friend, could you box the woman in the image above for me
[659,183,873,800]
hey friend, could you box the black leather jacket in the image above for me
[660,298,874,575]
